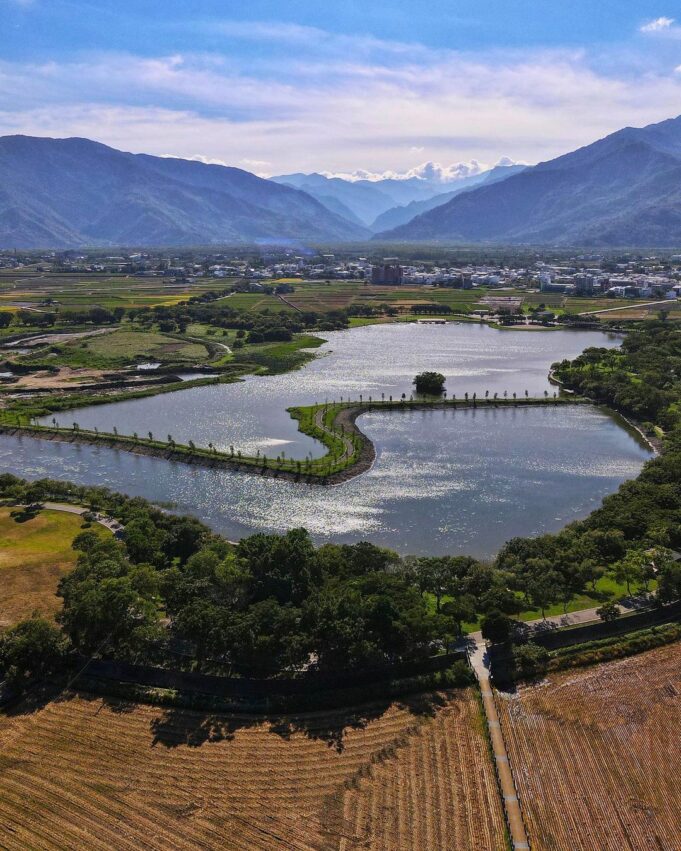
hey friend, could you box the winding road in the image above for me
[35,502,125,536]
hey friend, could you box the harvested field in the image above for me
[0,688,506,850]
[497,642,681,851]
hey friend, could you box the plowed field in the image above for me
[497,643,681,851]
[0,688,506,850]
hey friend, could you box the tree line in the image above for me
[2,323,681,688]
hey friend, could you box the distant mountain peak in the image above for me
[375,114,681,247]
[0,135,369,248]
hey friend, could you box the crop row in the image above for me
[497,643,681,851]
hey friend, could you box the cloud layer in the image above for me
[0,19,680,174]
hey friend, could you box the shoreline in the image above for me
[1,396,585,487]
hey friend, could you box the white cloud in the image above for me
[321,157,527,184]
[325,160,489,183]
[0,34,680,175]
[640,16,675,33]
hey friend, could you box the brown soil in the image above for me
[9,367,109,390]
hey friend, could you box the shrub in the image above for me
[513,642,549,680]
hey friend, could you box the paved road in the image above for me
[469,639,530,850]
[313,407,356,467]
[577,300,671,316]
[466,601,638,643]
[35,502,125,536]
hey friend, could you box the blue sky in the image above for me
[2,1,681,178]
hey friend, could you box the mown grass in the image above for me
[11,328,211,371]
[0,507,109,625]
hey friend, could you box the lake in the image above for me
[2,322,651,557]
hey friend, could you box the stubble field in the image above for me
[497,642,681,851]
[0,687,506,851]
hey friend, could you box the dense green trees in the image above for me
[0,618,67,689]
[413,372,446,395]
[58,535,162,660]
[2,322,681,680]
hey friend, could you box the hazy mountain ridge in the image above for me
[270,172,406,225]
[375,115,681,246]
[0,136,369,248]
[370,165,527,232]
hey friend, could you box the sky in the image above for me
[2,1,681,180]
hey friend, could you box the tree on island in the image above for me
[413,371,446,395]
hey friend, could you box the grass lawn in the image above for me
[428,572,655,634]
[233,334,325,373]
[0,508,109,626]
[83,329,207,361]
[15,328,211,370]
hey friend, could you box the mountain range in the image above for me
[0,136,369,248]
[377,115,681,246]
[270,171,447,227]
[3,116,681,248]
[369,164,527,232]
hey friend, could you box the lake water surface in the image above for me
[1,323,651,557]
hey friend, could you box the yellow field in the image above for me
[0,508,97,626]
[498,642,681,851]
[0,688,506,850]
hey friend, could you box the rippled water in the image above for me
[40,323,624,459]
[3,323,650,557]
[1,405,649,557]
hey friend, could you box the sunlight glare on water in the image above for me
[4,323,650,556]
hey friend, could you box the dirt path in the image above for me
[3,327,116,349]
[313,406,356,466]
[469,639,531,850]
[577,300,670,316]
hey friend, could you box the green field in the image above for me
[13,328,211,370]
[0,507,108,626]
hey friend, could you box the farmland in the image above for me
[0,270,663,326]
[497,642,681,851]
[0,508,101,627]
[0,272,229,314]
[0,688,507,850]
